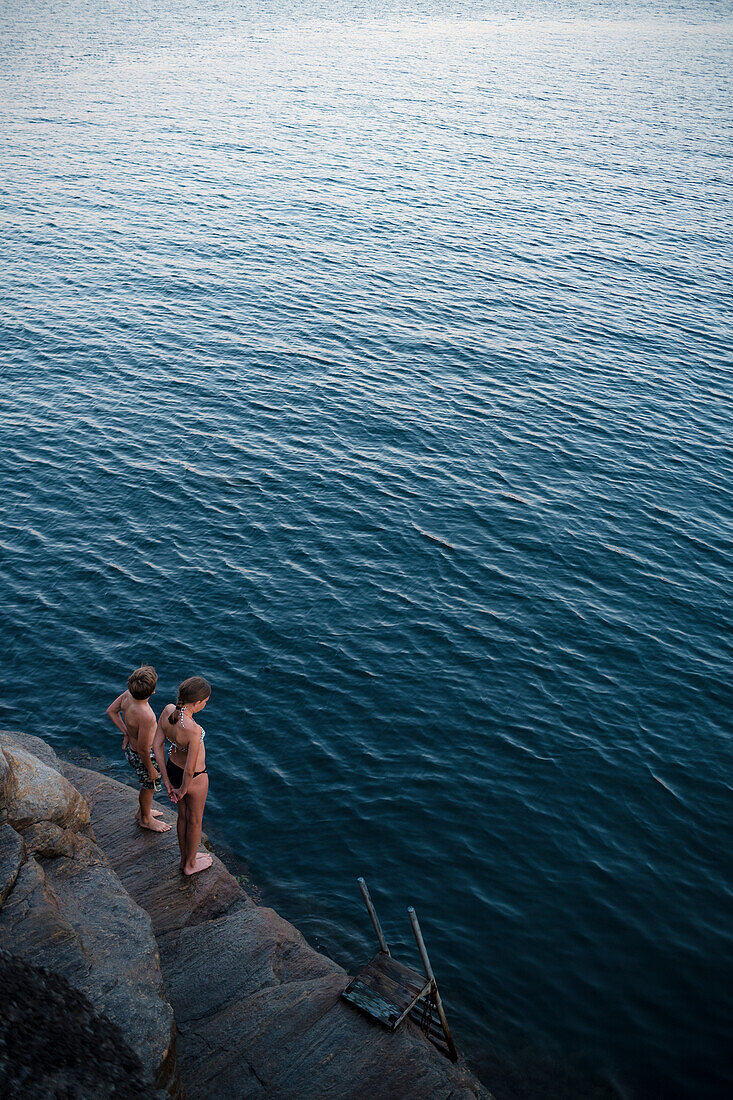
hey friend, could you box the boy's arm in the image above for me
[106,692,129,747]
[137,712,160,782]
[176,731,203,799]
[153,713,174,799]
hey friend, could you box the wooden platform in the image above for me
[342,952,432,1030]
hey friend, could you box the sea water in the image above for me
[1,1,731,1095]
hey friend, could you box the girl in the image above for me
[154,676,213,875]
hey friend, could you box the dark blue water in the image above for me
[2,1,732,1095]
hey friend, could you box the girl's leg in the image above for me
[176,796,188,869]
[182,774,212,875]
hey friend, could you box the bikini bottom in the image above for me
[167,759,207,789]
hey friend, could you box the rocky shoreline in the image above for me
[0,730,491,1098]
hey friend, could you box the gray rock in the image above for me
[0,750,10,821]
[0,947,149,1100]
[1,743,90,833]
[62,761,251,935]
[0,731,60,770]
[8,739,490,1100]
[22,821,76,860]
[0,844,178,1095]
[159,905,489,1099]
[0,856,88,976]
[0,824,24,907]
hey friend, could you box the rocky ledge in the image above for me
[0,731,491,1099]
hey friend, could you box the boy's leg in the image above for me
[126,747,169,831]
[136,803,164,820]
[146,748,164,815]
[138,786,171,832]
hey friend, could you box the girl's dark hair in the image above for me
[169,676,211,725]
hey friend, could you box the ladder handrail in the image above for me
[357,877,391,956]
[408,906,458,1062]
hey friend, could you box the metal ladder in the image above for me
[340,877,458,1062]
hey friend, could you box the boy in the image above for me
[106,666,171,833]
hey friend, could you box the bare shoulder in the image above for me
[160,703,175,723]
[180,717,202,746]
[141,702,157,729]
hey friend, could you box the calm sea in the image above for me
[1,0,732,1095]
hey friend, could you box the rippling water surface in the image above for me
[1,0,732,1095]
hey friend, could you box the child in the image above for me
[106,666,171,833]
[154,675,213,875]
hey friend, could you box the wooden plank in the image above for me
[342,979,402,1027]
[342,953,432,1030]
[357,954,429,1002]
[373,954,428,993]
[409,1006,444,1039]
[408,1003,451,1055]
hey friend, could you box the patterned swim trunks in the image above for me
[124,746,162,793]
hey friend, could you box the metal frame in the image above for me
[348,878,458,1062]
[407,906,457,1061]
[358,877,390,955]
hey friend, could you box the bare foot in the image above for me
[136,808,164,821]
[182,852,213,876]
[138,817,172,833]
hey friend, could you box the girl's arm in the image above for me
[176,729,203,799]
[106,692,129,747]
[153,707,175,800]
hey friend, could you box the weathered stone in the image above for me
[0,824,24,906]
[0,750,10,822]
[3,738,489,1100]
[159,906,490,1099]
[0,845,178,1095]
[22,821,76,861]
[0,947,149,1100]
[63,758,491,1099]
[1,744,90,833]
[0,731,60,770]
[43,834,178,1091]
[0,856,84,972]
[62,762,251,935]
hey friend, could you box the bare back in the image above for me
[160,703,206,773]
[117,691,156,752]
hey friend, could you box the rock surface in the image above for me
[0,733,179,1098]
[0,733,490,1099]
[65,759,491,1100]
[0,948,149,1100]
[0,751,11,819]
[0,731,61,770]
[0,742,90,832]
[0,824,24,906]
[161,905,488,1099]
[21,820,77,860]
[64,761,252,936]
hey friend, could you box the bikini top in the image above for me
[166,710,206,754]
